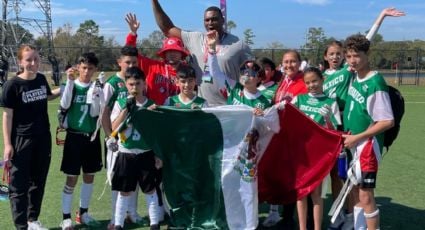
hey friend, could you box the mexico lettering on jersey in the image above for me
[226,81,271,110]
[105,74,128,108]
[292,93,341,127]
[343,71,393,149]
[323,63,353,110]
[165,94,207,109]
[67,84,97,133]
[114,98,155,154]
[258,81,278,103]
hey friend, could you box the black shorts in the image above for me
[111,151,161,193]
[61,131,103,175]
[361,172,377,188]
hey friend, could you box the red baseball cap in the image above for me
[157,37,189,58]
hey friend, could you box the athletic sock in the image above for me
[62,185,75,218]
[270,204,279,213]
[80,182,94,214]
[128,186,139,216]
[145,192,160,225]
[115,193,130,228]
[354,206,366,230]
[111,190,118,224]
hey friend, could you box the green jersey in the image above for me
[343,71,393,149]
[292,93,341,127]
[165,94,207,109]
[258,81,278,103]
[226,82,271,110]
[114,98,155,153]
[323,63,353,110]
[66,83,97,133]
[105,74,128,108]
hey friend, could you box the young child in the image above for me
[257,57,281,103]
[1,44,60,230]
[291,67,341,230]
[342,34,394,230]
[125,13,189,105]
[59,52,102,229]
[163,65,207,109]
[101,46,146,229]
[110,66,162,230]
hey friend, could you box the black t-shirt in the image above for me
[0,73,52,135]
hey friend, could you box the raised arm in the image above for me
[206,31,235,89]
[366,7,405,41]
[125,13,140,47]
[151,0,182,38]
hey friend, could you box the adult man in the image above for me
[151,0,253,106]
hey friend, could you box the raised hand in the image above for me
[382,7,405,18]
[125,13,140,34]
[206,30,218,52]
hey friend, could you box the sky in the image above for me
[8,0,425,48]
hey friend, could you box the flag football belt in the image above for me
[67,128,94,137]
[328,157,362,223]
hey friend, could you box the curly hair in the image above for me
[344,34,370,53]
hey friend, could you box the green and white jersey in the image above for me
[292,93,341,127]
[164,94,208,109]
[226,82,271,110]
[104,73,128,109]
[112,98,155,154]
[66,82,97,133]
[258,81,278,103]
[343,71,394,149]
[323,63,353,110]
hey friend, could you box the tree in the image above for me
[226,20,237,33]
[301,27,328,65]
[75,20,104,51]
[243,29,255,47]
[53,23,80,66]
[138,30,166,59]
[266,41,285,49]
[0,21,34,50]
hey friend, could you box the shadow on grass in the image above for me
[376,196,425,230]
[256,195,425,230]
[48,218,169,230]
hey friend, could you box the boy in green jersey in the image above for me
[59,53,102,229]
[164,65,207,109]
[110,67,162,230]
[342,34,394,230]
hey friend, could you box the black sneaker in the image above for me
[114,225,124,230]
[150,224,160,230]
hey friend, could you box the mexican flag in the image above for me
[134,104,342,229]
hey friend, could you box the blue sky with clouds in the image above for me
[13,0,425,48]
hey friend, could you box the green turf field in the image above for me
[0,85,424,229]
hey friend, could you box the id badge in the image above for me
[202,65,213,83]
[202,71,213,83]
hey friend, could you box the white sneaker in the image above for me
[76,212,100,227]
[60,218,74,230]
[262,211,282,227]
[27,220,48,230]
